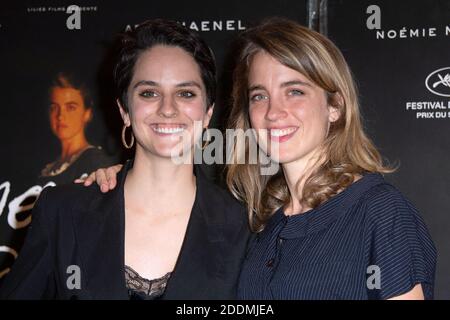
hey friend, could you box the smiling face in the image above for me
[49,87,92,141]
[247,51,339,165]
[119,45,213,159]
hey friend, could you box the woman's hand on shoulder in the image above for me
[74,164,123,193]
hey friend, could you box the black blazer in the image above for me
[0,161,250,300]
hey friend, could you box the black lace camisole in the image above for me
[125,265,172,300]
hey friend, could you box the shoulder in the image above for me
[42,182,103,206]
[336,173,430,236]
[333,173,419,224]
[360,179,420,223]
[33,181,122,238]
[356,177,434,248]
[36,183,105,220]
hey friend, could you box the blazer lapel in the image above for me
[73,163,229,299]
[163,175,228,299]
[73,164,130,299]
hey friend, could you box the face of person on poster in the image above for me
[247,50,340,166]
[49,86,92,143]
[117,45,214,161]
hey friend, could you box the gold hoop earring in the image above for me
[201,128,211,151]
[122,124,134,149]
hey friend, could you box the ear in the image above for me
[203,104,214,128]
[83,107,93,123]
[116,99,131,126]
[328,92,343,123]
[328,106,340,123]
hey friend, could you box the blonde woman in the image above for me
[79,18,436,300]
[227,18,435,300]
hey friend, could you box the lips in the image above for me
[150,123,187,135]
[268,126,298,142]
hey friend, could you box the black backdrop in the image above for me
[0,0,448,299]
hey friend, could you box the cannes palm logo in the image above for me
[425,67,450,97]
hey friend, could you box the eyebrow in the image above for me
[248,80,313,93]
[280,80,312,88]
[132,80,202,90]
[248,84,265,93]
[50,101,79,105]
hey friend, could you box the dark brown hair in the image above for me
[113,19,216,111]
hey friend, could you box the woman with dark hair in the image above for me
[0,19,249,299]
[38,72,114,185]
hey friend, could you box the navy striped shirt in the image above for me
[237,173,436,300]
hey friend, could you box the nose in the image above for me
[265,100,288,122]
[57,109,64,120]
[51,105,64,121]
[157,96,178,118]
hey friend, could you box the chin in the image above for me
[153,144,192,161]
[153,146,179,158]
[56,133,73,141]
[271,150,304,165]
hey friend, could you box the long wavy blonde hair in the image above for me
[226,18,393,232]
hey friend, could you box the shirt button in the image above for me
[266,258,275,268]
